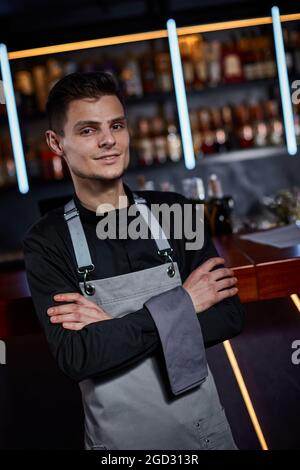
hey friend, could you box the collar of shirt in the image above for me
[71,182,136,225]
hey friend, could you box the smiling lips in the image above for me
[96,154,120,163]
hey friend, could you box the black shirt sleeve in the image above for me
[22,227,160,382]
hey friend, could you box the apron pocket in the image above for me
[193,406,237,450]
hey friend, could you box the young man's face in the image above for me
[47,95,130,182]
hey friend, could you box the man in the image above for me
[22,71,245,450]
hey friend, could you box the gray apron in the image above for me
[64,193,238,450]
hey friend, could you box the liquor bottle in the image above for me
[207,174,234,236]
[235,103,254,149]
[32,65,48,113]
[166,120,182,162]
[221,105,236,150]
[264,100,284,146]
[207,40,222,87]
[222,33,244,83]
[192,34,208,89]
[260,26,276,79]
[14,70,37,117]
[240,30,256,81]
[154,40,173,93]
[210,107,230,153]
[252,28,265,80]
[198,109,216,155]
[26,138,41,180]
[120,54,143,98]
[136,117,154,166]
[291,30,300,76]
[39,140,64,180]
[151,115,168,164]
[179,36,195,91]
[250,102,268,148]
[189,110,202,159]
[47,58,64,92]
[140,51,156,94]
[283,28,294,75]
[0,152,8,187]
[2,137,16,185]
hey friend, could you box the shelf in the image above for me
[196,146,289,165]
[125,77,278,106]
[0,77,279,127]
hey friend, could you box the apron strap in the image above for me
[64,192,173,274]
[64,199,94,273]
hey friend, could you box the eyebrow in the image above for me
[73,116,126,130]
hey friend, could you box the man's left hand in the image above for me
[47,292,112,331]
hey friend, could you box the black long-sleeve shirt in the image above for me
[22,183,245,383]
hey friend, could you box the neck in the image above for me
[73,178,128,212]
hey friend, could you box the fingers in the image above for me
[53,292,93,306]
[210,267,235,281]
[217,286,238,302]
[196,257,225,274]
[216,276,237,291]
[47,305,98,323]
[62,322,85,331]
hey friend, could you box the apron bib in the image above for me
[64,193,238,450]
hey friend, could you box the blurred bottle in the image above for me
[283,28,294,75]
[207,39,222,87]
[39,140,64,180]
[264,100,284,146]
[291,29,300,76]
[2,137,16,185]
[120,54,143,98]
[31,65,48,113]
[198,109,216,155]
[207,174,234,235]
[140,51,156,94]
[192,34,208,89]
[179,36,195,91]
[14,70,37,117]
[26,138,41,180]
[222,33,244,83]
[136,117,154,166]
[189,110,202,159]
[47,58,64,92]
[151,115,168,164]
[167,121,182,162]
[250,102,268,148]
[234,103,254,149]
[211,107,230,153]
[182,177,205,201]
[154,40,173,92]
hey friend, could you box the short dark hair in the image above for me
[46,71,125,135]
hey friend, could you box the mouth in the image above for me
[95,154,121,163]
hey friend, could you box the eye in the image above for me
[80,128,95,135]
[112,122,125,130]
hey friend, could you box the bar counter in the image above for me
[1,233,299,339]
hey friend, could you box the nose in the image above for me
[98,126,116,148]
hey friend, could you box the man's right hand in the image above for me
[182,257,238,314]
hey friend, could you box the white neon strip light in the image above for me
[0,43,29,193]
[271,6,297,156]
[167,19,196,170]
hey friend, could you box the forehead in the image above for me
[66,95,124,125]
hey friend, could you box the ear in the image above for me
[45,130,64,157]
